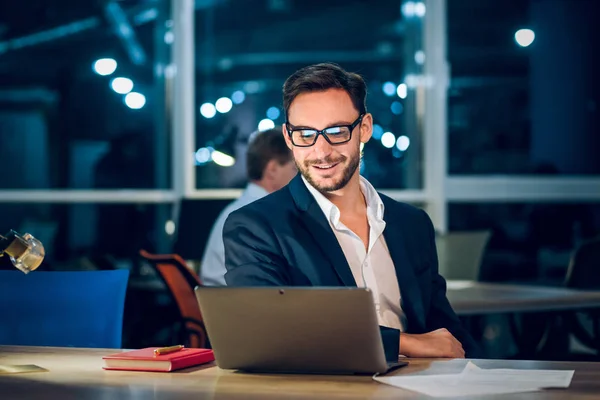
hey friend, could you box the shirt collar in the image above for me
[301,175,385,227]
[359,176,385,221]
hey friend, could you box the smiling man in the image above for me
[222,63,480,359]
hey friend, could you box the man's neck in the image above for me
[321,173,366,216]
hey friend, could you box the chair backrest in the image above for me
[565,237,600,290]
[436,230,492,281]
[139,250,207,348]
[0,269,129,348]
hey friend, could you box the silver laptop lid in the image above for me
[195,286,390,374]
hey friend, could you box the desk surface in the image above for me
[446,280,600,316]
[1,346,600,399]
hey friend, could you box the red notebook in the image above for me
[102,347,214,372]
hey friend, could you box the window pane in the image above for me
[194,0,424,189]
[447,0,600,175]
[448,203,600,283]
[0,1,172,189]
[0,202,173,269]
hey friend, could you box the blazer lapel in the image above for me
[381,197,425,331]
[288,175,356,287]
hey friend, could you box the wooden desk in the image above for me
[447,280,600,316]
[1,346,600,399]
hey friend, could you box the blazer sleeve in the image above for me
[420,210,483,358]
[222,207,291,286]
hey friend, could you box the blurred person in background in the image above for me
[200,127,297,286]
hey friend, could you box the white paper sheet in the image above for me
[461,361,574,388]
[373,361,574,398]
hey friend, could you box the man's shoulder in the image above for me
[226,186,294,223]
[221,193,255,216]
[377,192,433,238]
[216,185,273,221]
[209,195,251,231]
[378,192,427,221]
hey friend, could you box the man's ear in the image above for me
[359,113,373,144]
[263,159,278,180]
[282,125,293,151]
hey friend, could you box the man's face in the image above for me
[283,88,372,193]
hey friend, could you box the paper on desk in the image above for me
[373,361,574,398]
[0,364,48,374]
[461,361,574,388]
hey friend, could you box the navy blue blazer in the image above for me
[223,174,480,358]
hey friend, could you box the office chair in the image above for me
[436,230,491,351]
[139,249,208,348]
[436,230,492,281]
[563,237,600,358]
[511,237,600,360]
[0,270,129,348]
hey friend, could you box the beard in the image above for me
[296,147,360,193]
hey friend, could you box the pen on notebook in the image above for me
[154,345,184,356]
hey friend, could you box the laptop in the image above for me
[194,286,408,375]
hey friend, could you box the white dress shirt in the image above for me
[302,175,404,331]
[200,183,268,286]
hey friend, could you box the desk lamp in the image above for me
[0,230,45,273]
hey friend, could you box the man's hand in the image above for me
[399,328,465,358]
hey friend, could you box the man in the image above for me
[200,128,296,286]
[223,63,479,358]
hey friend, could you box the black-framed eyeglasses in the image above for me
[285,114,364,147]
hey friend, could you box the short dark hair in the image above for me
[282,63,368,120]
[246,127,292,181]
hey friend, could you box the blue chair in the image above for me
[0,270,129,348]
